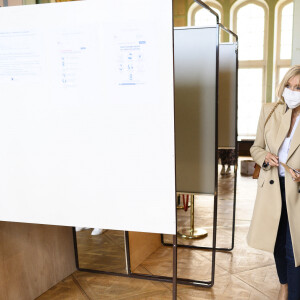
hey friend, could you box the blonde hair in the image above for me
[264,101,281,127]
[277,65,300,102]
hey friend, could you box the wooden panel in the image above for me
[0,222,76,300]
[128,231,161,271]
[238,140,254,156]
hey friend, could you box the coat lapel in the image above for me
[274,107,292,155]
[287,116,300,162]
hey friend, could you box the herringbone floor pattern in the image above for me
[37,158,280,299]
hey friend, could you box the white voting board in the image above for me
[0,0,176,234]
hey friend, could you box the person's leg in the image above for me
[219,149,226,175]
[274,212,288,284]
[285,223,300,300]
[220,164,226,175]
[225,165,231,174]
[274,178,288,285]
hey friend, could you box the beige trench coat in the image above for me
[247,102,300,267]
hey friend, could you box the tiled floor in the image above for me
[37,158,280,299]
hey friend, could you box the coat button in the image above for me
[270,180,274,184]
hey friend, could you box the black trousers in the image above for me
[274,177,300,300]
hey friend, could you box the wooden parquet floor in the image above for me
[37,158,280,299]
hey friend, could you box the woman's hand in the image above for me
[264,152,279,167]
[289,168,300,182]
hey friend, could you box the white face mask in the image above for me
[282,88,300,109]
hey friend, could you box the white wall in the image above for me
[292,0,300,65]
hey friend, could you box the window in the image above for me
[194,6,221,27]
[238,69,263,136]
[274,0,294,96]
[231,0,268,137]
[188,1,223,27]
[236,4,265,60]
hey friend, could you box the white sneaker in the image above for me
[75,227,84,232]
[91,228,103,235]
[220,165,226,175]
[75,227,90,232]
[225,166,231,174]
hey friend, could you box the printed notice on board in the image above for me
[0,30,42,83]
[106,24,151,86]
[55,29,90,88]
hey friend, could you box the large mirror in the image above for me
[75,228,127,274]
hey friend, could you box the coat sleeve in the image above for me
[250,105,271,171]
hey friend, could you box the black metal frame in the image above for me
[73,227,213,288]
[159,4,239,290]
[72,0,239,296]
[162,25,238,254]
[73,229,180,285]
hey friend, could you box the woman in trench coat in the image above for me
[248,65,300,300]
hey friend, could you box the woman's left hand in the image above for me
[289,168,300,182]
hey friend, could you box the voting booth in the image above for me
[0,0,238,299]
[160,25,238,286]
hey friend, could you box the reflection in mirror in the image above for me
[150,193,216,282]
[76,229,127,274]
[217,41,238,249]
